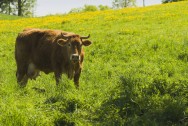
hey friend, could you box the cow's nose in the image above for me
[71,54,80,62]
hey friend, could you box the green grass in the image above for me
[0,13,23,20]
[0,1,188,125]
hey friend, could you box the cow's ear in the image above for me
[82,40,92,46]
[57,39,67,47]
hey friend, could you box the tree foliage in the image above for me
[112,0,136,8]
[98,5,110,11]
[162,0,186,3]
[17,0,36,16]
[0,0,36,16]
[83,5,98,12]
[0,0,15,15]
[69,5,111,13]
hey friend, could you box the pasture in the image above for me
[0,1,188,125]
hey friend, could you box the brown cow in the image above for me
[15,28,92,88]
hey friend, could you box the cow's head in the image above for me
[57,33,92,63]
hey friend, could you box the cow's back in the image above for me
[15,29,62,73]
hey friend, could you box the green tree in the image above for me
[69,7,82,13]
[0,0,15,15]
[17,0,36,16]
[98,5,110,11]
[0,0,36,16]
[162,0,186,3]
[83,5,98,12]
[112,0,136,8]
[69,5,110,14]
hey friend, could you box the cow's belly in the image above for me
[27,63,40,79]
[31,59,53,74]
[40,68,53,74]
[35,63,53,74]
[32,50,53,74]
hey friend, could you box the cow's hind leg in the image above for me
[16,59,28,87]
[16,69,28,87]
[15,44,30,87]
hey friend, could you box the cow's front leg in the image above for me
[74,68,81,88]
[55,72,62,86]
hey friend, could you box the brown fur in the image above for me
[15,28,92,88]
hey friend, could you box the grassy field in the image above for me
[0,1,188,126]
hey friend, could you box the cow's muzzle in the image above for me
[70,54,80,63]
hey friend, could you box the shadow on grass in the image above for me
[54,115,75,126]
[95,76,188,126]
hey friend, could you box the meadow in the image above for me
[0,1,188,125]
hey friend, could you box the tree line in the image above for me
[0,0,186,17]
[162,0,186,3]
[69,0,136,13]
[0,0,36,16]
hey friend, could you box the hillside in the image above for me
[0,1,188,125]
[0,13,23,20]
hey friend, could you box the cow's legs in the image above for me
[16,67,28,87]
[74,68,81,88]
[67,67,74,79]
[55,72,62,85]
[15,45,30,87]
